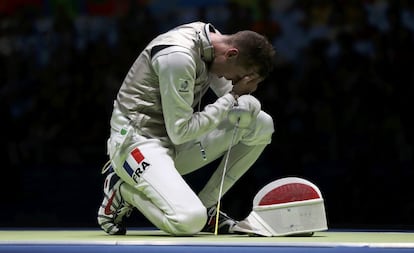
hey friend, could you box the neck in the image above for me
[210,33,229,56]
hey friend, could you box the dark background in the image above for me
[1,0,413,229]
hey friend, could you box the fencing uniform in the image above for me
[106,21,274,235]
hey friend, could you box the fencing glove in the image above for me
[228,95,261,128]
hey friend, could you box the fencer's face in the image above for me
[217,64,254,83]
[210,48,256,83]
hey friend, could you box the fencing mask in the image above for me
[232,177,328,236]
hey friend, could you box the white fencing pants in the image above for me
[107,108,274,235]
[174,111,274,208]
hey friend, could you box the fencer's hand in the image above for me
[228,95,261,128]
[231,74,263,96]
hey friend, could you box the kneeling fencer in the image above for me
[97,21,276,236]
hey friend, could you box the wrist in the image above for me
[229,91,239,106]
[230,90,239,101]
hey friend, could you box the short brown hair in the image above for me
[229,30,276,78]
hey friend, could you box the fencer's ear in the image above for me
[225,48,239,59]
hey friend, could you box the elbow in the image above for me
[167,123,189,145]
[169,134,186,145]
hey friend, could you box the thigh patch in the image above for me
[123,147,151,183]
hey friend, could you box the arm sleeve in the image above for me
[209,74,233,97]
[152,48,236,145]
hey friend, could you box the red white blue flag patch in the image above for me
[123,147,150,182]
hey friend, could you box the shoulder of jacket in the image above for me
[151,45,193,59]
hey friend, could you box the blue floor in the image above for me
[1,244,413,253]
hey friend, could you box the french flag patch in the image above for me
[123,147,150,182]
[131,148,144,163]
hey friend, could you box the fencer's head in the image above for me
[209,30,276,83]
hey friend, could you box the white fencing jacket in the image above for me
[114,22,237,146]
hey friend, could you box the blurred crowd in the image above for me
[1,0,413,228]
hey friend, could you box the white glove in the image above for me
[228,95,261,128]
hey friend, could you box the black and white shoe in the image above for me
[202,206,238,234]
[97,170,133,235]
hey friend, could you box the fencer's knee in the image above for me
[242,111,275,146]
[169,205,207,236]
[257,111,274,133]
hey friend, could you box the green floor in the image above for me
[1,230,414,247]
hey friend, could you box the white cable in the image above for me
[214,118,240,235]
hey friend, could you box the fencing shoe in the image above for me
[97,171,133,235]
[202,206,238,234]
